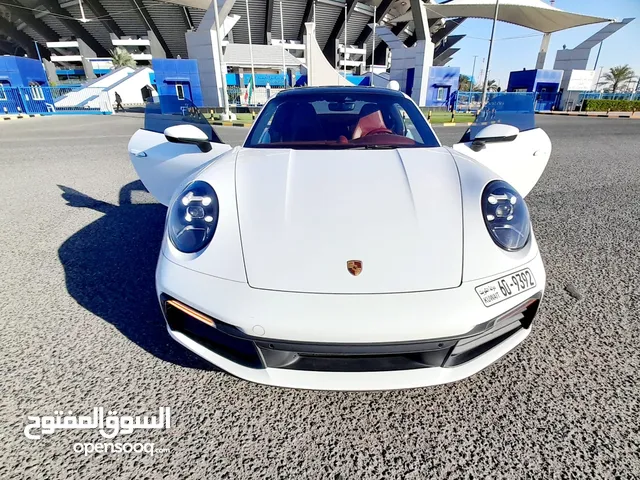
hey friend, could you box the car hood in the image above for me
[235,147,463,294]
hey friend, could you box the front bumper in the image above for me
[166,317,534,391]
[157,254,545,390]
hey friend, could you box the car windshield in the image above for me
[461,92,537,142]
[143,95,223,143]
[244,90,440,149]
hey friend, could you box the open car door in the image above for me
[128,96,232,206]
[452,93,551,197]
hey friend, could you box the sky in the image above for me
[440,0,640,88]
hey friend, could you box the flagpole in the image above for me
[468,55,477,113]
[245,0,256,104]
[280,1,286,88]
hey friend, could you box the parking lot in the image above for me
[1,114,639,478]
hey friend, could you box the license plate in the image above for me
[475,268,536,307]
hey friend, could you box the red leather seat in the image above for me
[351,110,390,139]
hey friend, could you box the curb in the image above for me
[436,122,474,127]
[2,114,44,120]
[536,112,640,119]
[210,121,253,127]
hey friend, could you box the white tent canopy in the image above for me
[224,44,303,69]
[392,0,614,33]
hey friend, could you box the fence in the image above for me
[578,91,640,102]
[0,86,111,116]
[456,90,640,113]
[227,86,287,106]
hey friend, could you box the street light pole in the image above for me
[245,0,256,103]
[343,2,347,78]
[371,3,376,87]
[481,0,499,109]
[213,0,231,118]
[280,1,286,88]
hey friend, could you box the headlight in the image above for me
[168,181,219,253]
[481,180,530,251]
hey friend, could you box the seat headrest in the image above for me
[359,103,381,118]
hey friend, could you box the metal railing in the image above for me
[577,91,640,103]
[0,86,112,115]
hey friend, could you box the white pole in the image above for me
[280,1,286,88]
[343,3,347,78]
[596,66,604,91]
[371,4,376,87]
[213,0,230,117]
[468,55,477,112]
[78,0,87,23]
[245,0,256,104]
[481,0,499,109]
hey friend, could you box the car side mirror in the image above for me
[164,125,212,153]
[471,124,519,152]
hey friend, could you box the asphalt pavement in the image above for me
[0,115,638,479]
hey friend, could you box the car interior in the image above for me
[267,100,413,145]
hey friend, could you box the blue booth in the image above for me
[424,66,460,109]
[0,56,49,114]
[507,69,563,111]
[152,59,204,107]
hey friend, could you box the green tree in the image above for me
[459,74,472,91]
[110,47,137,69]
[601,65,636,93]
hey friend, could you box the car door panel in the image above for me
[128,129,231,206]
[452,127,551,197]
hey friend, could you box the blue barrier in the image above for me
[0,86,111,115]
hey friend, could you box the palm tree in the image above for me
[601,65,636,93]
[110,47,137,69]
[486,79,499,92]
[459,74,472,92]
[474,79,499,92]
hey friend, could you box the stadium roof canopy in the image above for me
[0,0,614,65]
[392,0,614,33]
[0,0,412,62]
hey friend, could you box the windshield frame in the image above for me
[243,89,441,150]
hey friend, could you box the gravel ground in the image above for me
[0,115,638,479]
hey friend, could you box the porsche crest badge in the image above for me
[347,260,363,276]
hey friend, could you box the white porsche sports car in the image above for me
[128,87,551,390]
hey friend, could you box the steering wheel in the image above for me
[363,127,393,137]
